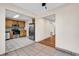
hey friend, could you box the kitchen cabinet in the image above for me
[6,18,13,28]
[6,32,10,40]
[18,21,25,28]
[20,30,26,37]
[6,18,25,28]
[6,18,26,39]
[10,31,13,39]
[6,18,18,28]
[12,20,18,25]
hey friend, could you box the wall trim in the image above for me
[55,47,79,56]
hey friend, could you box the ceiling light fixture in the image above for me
[42,3,47,10]
[13,14,20,18]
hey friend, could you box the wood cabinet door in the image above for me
[18,21,25,28]
[10,31,13,39]
[12,20,18,25]
[6,19,13,28]
[20,30,26,37]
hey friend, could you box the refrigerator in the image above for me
[29,23,35,40]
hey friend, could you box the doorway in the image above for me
[5,9,35,53]
[39,14,56,48]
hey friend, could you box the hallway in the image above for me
[39,35,55,48]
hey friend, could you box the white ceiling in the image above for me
[14,3,65,16]
[6,10,32,21]
[6,3,66,22]
[43,14,56,22]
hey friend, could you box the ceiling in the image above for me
[43,14,56,22]
[6,10,32,21]
[13,3,65,17]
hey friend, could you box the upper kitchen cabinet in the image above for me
[12,20,18,25]
[6,18,18,28]
[6,18,13,28]
[18,21,25,28]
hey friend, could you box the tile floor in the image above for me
[6,37,34,53]
[5,43,72,56]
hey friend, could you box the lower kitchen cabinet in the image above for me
[10,31,13,39]
[20,30,27,37]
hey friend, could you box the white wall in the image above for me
[0,4,35,55]
[35,18,46,42]
[35,18,55,42]
[55,4,79,54]
[0,7,5,55]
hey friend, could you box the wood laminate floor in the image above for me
[39,36,55,48]
[5,43,72,56]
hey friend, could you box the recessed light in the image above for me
[13,15,19,18]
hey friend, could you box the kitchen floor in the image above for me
[6,37,34,53]
[5,43,72,56]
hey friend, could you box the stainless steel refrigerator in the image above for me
[29,23,35,40]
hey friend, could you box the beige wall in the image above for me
[55,4,79,54]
